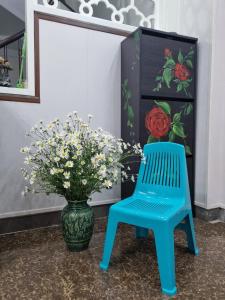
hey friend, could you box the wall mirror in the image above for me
[0,0,157,103]
[0,0,39,103]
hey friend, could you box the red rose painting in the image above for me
[153,47,194,98]
[145,100,193,155]
[145,107,171,138]
[175,63,190,81]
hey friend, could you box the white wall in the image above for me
[158,0,213,209]
[160,0,225,210]
[207,0,225,209]
[0,19,124,218]
[178,0,213,208]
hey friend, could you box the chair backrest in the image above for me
[135,142,190,204]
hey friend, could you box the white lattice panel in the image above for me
[41,0,157,28]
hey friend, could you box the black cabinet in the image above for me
[121,27,197,211]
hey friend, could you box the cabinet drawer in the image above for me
[141,33,197,100]
[139,99,194,156]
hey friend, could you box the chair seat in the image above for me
[124,199,173,214]
[112,196,183,221]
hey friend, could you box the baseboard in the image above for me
[0,198,119,220]
[194,201,225,210]
[195,206,225,222]
[0,204,110,235]
[194,201,207,209]
[206,203,225,210]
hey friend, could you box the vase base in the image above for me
[67,242,90,252]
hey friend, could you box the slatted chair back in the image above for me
[135,142,190,202]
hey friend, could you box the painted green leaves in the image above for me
[127,104,134,128]
[163,67,173,88]
[122,79,134,129]
[131,30,140,71]
[145,101,193,155]
[122,79,136,142]
[133,30,141,43]
[154,100,171,115]
[153,47,194,97]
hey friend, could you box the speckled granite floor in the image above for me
[0,218,224,300]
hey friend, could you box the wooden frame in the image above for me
[35,12,130,37]
[0,11,129,103]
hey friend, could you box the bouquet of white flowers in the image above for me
[20,112,143,202]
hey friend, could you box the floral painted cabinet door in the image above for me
[142,100,193,155]
[141,33,197,100]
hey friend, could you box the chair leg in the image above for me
[99,215,118,271]
[135,226,148,238]
[154,226,177,296]
[184,212,199,255]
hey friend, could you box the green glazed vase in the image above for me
[61,200,94,252]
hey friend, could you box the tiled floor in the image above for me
[0,218,224,299]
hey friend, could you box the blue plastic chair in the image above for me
[99,142,199,296]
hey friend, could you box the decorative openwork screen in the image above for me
[40,0,158,28]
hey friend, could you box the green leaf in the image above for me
[178,50,184,64]
[124,101,128,110]
[133,31,140,42]
[184,103,193,115]
[163,68,172,88]
[155,76,162,81]
[185,145,192,155]
[173,112,181,123]
[164,58,176,69]
[147,135,158,143]
[186,59,193,69]
[183,88,188,96]
[153,82,161,92]
[154,100,171,115]
[127,120,133,128]
[127,104,134,126]
[172,124,186,138]
[127,89,132,99]
[169,131,175,142]
[187,49,194,57]
[177,83,183,92]
[182,81,190,88]
[124,79,128,86]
